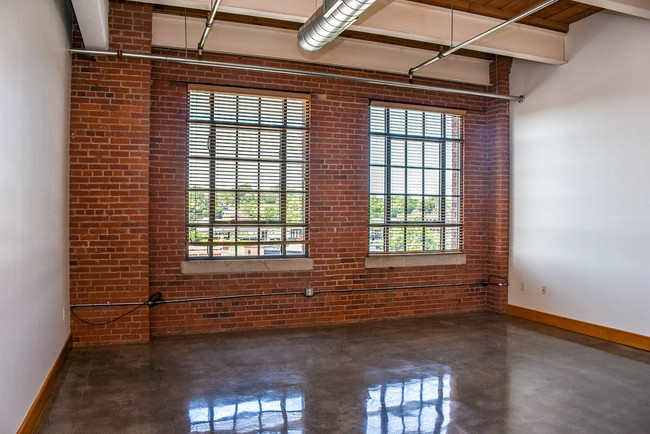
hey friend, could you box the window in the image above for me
[369,102,463,254]
[186,85,309,259]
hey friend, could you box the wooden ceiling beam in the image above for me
[153,5,494,60]
[405,0,571,32]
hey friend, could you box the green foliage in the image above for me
[369,195,384,221]
[188,228,204,243]
[383,226,443,252]
[188,187,209,222]
[187,184,304,237]
[424,197,438,216]
[286,193,304,224]
[188,187,209,242]
[370,195,439,223]
[370,194,443,252]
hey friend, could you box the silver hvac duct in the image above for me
[297,0,377,52]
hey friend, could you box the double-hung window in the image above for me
[185,85,309,259]
[369,102,464,254]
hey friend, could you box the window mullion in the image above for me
[421,115,426,251]
[404,130,408,252]
[384,109,391,253]
[234,96,241,256]
[208,93,216,258]
[280,100,288,256]
[440,116,447,251]
[257,109,262,255]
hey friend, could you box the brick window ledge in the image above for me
[365,253,466,269]
[181,258,314,275]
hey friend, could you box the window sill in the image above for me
[181,258,314,275]
[364,253,466,269]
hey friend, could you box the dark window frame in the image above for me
[185,85,310,260]
[368,101,464,255]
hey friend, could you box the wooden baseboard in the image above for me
[507,305,649,352]
[17,334,72,434]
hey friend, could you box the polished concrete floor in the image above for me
[36,312,650,433]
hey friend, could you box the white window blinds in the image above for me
[186,85,310,259]
[369,102,464,254]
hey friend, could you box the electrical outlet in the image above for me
[63,308,67,321]
[520,282,526,291]
[541,286,547,295]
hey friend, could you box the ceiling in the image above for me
[73,0,650,86]
[152,0,597,57]
[151,0,602,52]
[405,1,601,33]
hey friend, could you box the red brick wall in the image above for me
[70,1,511,345]
[69,1,152,345]
[147,51,509,337]
[485,56,513,312]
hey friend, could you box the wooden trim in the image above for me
[17,334,72,434]
[507,305,650,352]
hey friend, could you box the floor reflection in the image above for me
[188,392,304,433]
[187,372,452,433]
[36,314,650,433]
[366,374,452,434]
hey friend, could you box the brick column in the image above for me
[485,56,513,312]
[69,1,152,345]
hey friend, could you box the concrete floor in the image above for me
[36,312,650,433]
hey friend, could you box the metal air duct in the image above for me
[297,0,377,52]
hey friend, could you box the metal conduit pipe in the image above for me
[197,0,223,57]
[70,279,508,308]
[69,48,525,102]
[409,0,560,80]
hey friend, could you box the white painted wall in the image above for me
[0,0,71,431]
[510,11,650,336]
